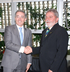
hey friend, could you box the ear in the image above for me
[56,18,59,22]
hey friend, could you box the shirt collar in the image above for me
[16,24,24,29]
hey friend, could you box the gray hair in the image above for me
[15,10,27,18]
[46,9,59,18]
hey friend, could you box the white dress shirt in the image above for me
[16,24,25,53]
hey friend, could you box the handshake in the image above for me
[24,46,32,54]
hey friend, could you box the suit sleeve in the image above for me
[27,30,32,63]
[31,31,44,55]
[32,47,40,55]
[4,26,20,52]
[50,28,68,72]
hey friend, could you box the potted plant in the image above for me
[0,7,5,60]
[0,32,5,60]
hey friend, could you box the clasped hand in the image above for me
[24,46,32,54]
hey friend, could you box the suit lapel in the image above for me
[13,25,21,45]
[45,23,59,39]
[14,25,27,46]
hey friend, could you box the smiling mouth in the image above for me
[18,21,21,22]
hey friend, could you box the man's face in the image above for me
[45,12,59,28]
[15,12,27,27]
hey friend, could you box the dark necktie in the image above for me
[45,28,50,37]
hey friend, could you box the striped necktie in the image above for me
[19,27,23,45]
[45,28,50,37]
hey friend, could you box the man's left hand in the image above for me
[26,63,31,72]
[48,69,53,72]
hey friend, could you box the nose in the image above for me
[18,17,22,20]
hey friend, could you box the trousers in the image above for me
[3,59,22,72]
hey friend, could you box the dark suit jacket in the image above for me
[32,23,68,72]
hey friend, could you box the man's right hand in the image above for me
[24,46,32,54]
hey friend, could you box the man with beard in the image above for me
[25,9,68,72]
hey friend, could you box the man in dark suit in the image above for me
[1,10,32,72]
[25,9,69,72]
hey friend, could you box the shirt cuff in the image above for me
[28,63,32,64]
[19,46,25,53]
